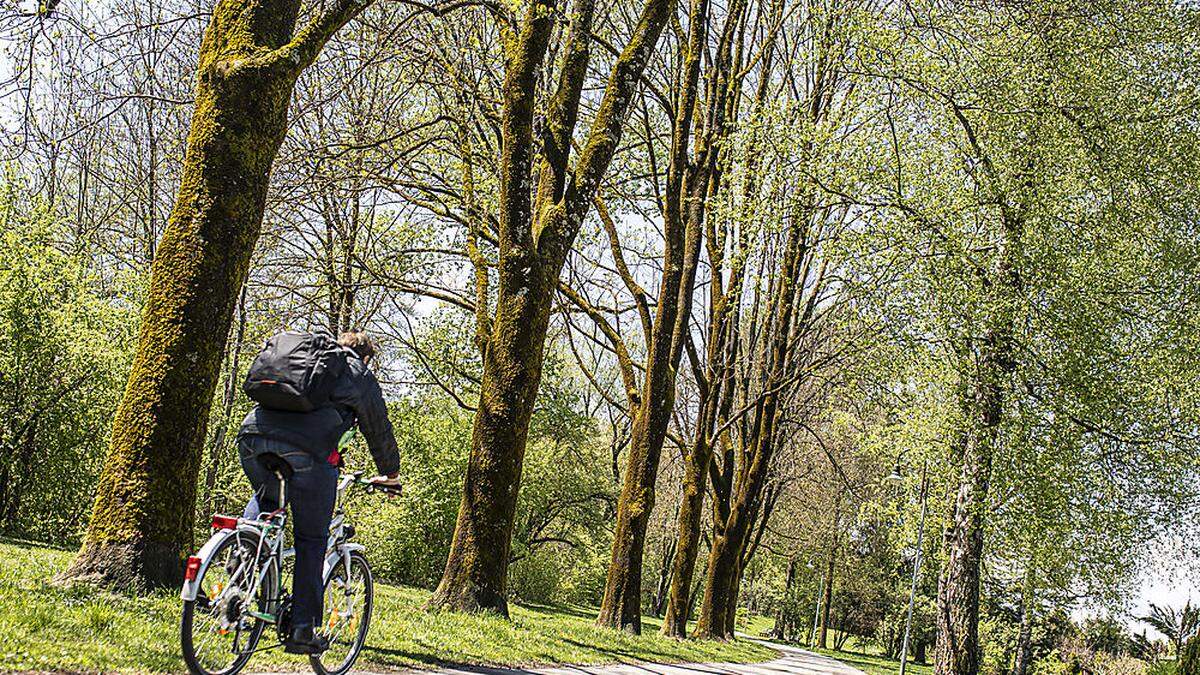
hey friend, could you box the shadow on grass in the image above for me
[0,534,75,551]
[515,602,597,621]
[557,637,721,666]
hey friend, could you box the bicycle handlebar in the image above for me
[343,471,402,497]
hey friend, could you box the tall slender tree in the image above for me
[427,0,675,615]
[593,0,756,633]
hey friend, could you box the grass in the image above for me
[812,648,934,675]
[734,612,776,638]
[729,616,932,675]
[0,538,777,673]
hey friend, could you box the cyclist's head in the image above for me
[338,329,376,365]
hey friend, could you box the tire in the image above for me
[181,531,274,675]
[309,551,374,675]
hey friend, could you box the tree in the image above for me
[1181,633,1200,675]
[427,0,675,615]
[0,183,135,541]
[63,0,379,588]
[1141,603,1199,658]
[583,0,762,632]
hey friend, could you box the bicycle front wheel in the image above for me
[181,531,273,675]
[310,550,374,675]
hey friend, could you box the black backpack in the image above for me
[243,330,347,412]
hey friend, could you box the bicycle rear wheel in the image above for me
[181,531,274,675]
[310,550,373,675]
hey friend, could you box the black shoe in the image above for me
[283,625,329,654]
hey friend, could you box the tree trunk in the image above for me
[818,542,836,649]
[426,0,560,615]
[694,196,811,640]
[425,248,561,614]
[662,423,713,637]
[596,0,709,632]
[61,0,374,590]
[934,400,995,675]
[429,0,673,615]
[596,379,679,632]
[1011,589,1034,675]
[934,220,1021,674]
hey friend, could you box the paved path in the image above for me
[315,640,865,675]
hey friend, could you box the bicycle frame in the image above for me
[181,471,367,608]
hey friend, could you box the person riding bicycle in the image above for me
[237,329,400,655]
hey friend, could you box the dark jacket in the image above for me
[238,348,400,476]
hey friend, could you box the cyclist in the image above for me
[237,329,400,655]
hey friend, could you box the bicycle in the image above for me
[179,462,399,675]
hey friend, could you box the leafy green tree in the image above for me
[66,0,383,588]
[0,182,135,542]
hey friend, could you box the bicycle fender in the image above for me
[321,543,365,580]
[180,526,259,601]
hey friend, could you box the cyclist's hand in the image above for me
[367,474,403,495]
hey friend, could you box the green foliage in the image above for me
[342,398,472,588]
[1142,602,1200,656]
[0,180,136,543]
[1180,635,1200,675]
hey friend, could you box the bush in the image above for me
[346,399,471,588]
[1180,636,1199,675]
[0,186,136,544]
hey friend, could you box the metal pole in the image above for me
[899,461,929,675]
[811,570,823,648]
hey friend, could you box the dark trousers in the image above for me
[239,436,338,630]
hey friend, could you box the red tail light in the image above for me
[184,556,202,581]
[211,515,238,530]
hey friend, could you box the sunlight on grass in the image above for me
[0,539,777,673]
[813,647,934,675]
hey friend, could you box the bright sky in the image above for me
[1131,568,1196,640]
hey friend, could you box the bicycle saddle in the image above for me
[257,452,295,480]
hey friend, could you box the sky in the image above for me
[1131,567,1196,640]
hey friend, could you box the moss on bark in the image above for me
[62,0,369,589]
[430,0,674,618]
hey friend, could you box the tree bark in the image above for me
[429,0,673,615]
[661,415,716,636]
[61,0,375,590]
[694,188,814,639]
[933,139,1024,674]
[818,536,837,648]
[596,0,710,633]
[1011,586,1034,675]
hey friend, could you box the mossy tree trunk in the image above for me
[595,0,707,629]
[62,0,376,589]
[428,0,674,616]
[659,2,781,635]
[691,176,820,634]
[598,0,755,633]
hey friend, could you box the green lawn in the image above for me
[0,538,777,673]
[735,613,776,638]
[812,648,934,675]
